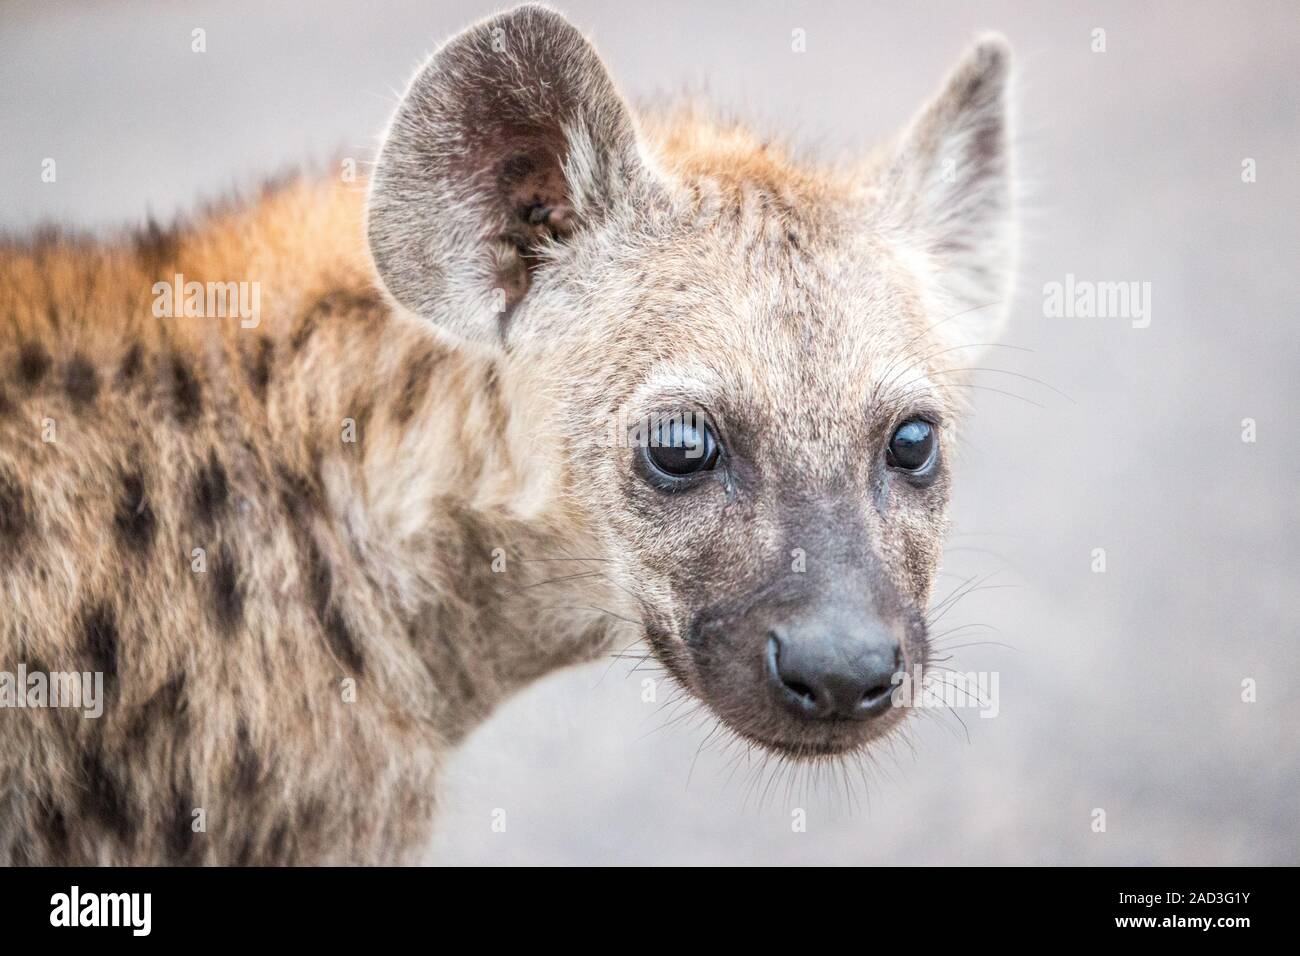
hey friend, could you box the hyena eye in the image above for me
[886,419,937,473]
[641,414,721,482]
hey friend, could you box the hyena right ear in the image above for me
[367,4,651,345]
[877,35,1017,350]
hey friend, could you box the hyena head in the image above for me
[368,4,1015,757]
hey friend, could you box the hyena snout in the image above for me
[687,563,919,753]
[764,614,902,722]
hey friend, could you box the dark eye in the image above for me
[886,419,936,472]
[640,413,720,482]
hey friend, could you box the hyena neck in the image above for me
[278,289,629,738]
[1,174,629,742]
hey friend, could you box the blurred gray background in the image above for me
[3,0,1296,864]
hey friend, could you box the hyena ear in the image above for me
[879,35,1016,349]
[367,4,650,344]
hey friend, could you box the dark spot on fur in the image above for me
[114,471,156,554]
[275,463,323,521]
[168,806,197,861]
[82,603,118,681]
[116,343,143,388]
[63,353,99,405]
[291,296,330,350]
[23,652,52,681]
[244,337,273,401]
[391,346,443,425]
[80,745,135,842]
[16,343,50,387]
[233,721,261,795]
[268,821,290,863]
[300,797,327,831]
[166,354,202,424]
[10,839,32,866]
[290,309,320,353]
[275,457,365,674]
[303,537,365,674]
[209,544,244,631]
[152,672,187,715]
[354,287,387,316]
[38,797,70,863]
[324,608,365,675]
[0,387,13,415]
[289,288,386,354]
[0,469,29,548]
[167,786,198,863]
[126,672,188,743]
[192,451,229,527]
[786,229,800,249]
[480,363,509,439]
[133,217,181,277]
[303,538,332,622]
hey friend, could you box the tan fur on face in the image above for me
[1,4,1013,864]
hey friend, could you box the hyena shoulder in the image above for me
[0,176,471,865]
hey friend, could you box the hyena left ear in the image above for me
[879,35,1016,349]
[367,4,653,345]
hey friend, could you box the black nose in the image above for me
[765,631,900,720]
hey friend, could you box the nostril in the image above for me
[855,651,902,715]
[766,632,900,720]
[766,633,827,715]
[782,679,817,702]
[859,677,894,705]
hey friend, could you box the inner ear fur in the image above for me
[367,3,648,344]
[879,35,1016,350]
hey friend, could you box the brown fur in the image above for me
[0,4,1015,864]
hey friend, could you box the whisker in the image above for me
[517,556,614,562]
[930,622,1000,641]
[932,365,1075,403]
[899,377,1046,409]
[935,639,1018,652]
[928,586,1019,628]
[872,300,1004,399]
[877,334,1030,399]
[504,569,609,593]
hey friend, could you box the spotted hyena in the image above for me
[0,4,1015,864]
